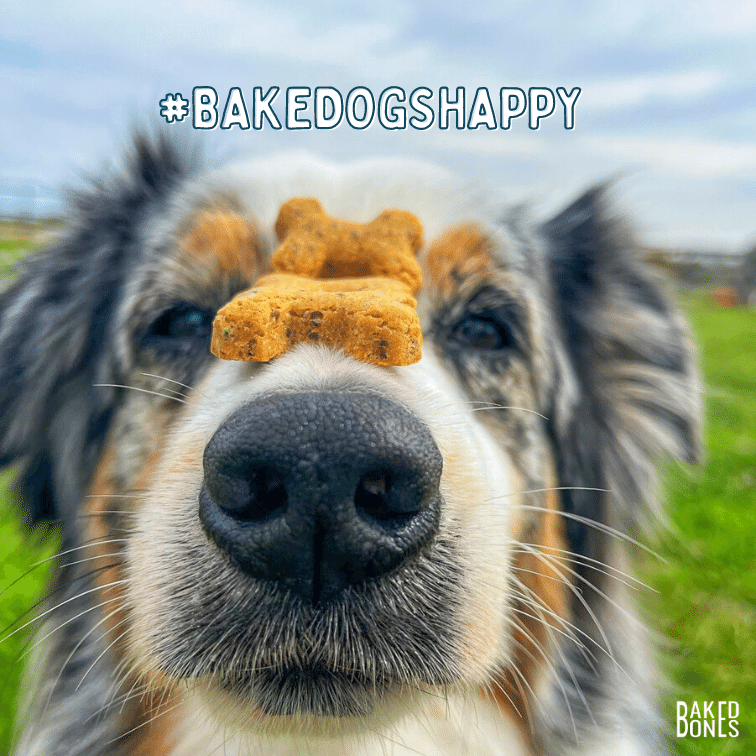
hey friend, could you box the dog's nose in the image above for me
[199,392,442,605]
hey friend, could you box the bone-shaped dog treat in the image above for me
[211,274,421,366]
[272,198,423,293]
[210,199,424,366]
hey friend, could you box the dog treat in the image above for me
[212,274,421,366]
[211,199,425,366]
[273,198,423,293]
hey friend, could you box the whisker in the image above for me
[516,545,647,635]
[506,661,543,721]
[512,556,647,689]
[514,553,651,595]
[0,579,128,643]
[0,538,127,601]
[85,494,144,499]
[500,624,574,734]
[512,543,616,659]
[40,603,126,721]
[1,558,124,640]
[510,593,595,731]
[480,678,522,718]
[20,585,125,660]
[2,535,126,573]
[87,680,153,724]
[508,601,597,667]
[510,588,601,729]
[75,620,130,691]
[374,730,433,756]
[494,485,611,499]
[93,383,188,405]
[118,675,149,715]
[139,371,209,400]
[513,503,664,561]
[97,652,150,719]
[516,542,657,591]
[508,579,601,672]
[469,403,548,420]
[103,697,186,745]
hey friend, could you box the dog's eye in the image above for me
[450,312,512,351]
[143,304,213,345]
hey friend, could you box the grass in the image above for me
[0,237,38,289]
[0,495,58,751]
[0,238,35,262]
[0,278,754,753]
[639,291,756,755]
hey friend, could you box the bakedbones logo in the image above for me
[677,701,739,738]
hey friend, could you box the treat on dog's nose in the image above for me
[211,198,424,366]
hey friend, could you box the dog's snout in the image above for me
[199,392,442,605]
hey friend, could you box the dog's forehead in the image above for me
[203,154,491,234]
[144,155,544,345]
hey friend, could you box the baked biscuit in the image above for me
[272,198,423,293]
[211,273,422,366]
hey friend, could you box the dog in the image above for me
[1,133,701,755]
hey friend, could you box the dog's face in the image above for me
[2,137,701,755]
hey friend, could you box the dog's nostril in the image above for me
[210,465,288,522]
[356,469,390,520]
[355,469,414,526]
[360,470,389,498]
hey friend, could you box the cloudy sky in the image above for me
[3,0,755,251]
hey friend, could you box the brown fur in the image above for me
[490,480,570,743]
[425,223,496,299]
[180,209,263,281]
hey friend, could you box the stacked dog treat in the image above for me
[211,197,424,366]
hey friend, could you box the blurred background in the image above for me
[2,0,756,251]
[1,1,755,753]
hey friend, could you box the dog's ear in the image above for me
[0,133,194,526]
[542,186,702,541]
[532,188,703,753]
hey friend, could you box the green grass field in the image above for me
[639,292,756,754]
[0,261,753,753]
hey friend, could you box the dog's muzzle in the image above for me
[199,392,442,605]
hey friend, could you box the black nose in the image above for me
[199,392,442,605]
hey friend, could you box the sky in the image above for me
[2,0,755,252]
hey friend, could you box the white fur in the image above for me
[169,690,527,756]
